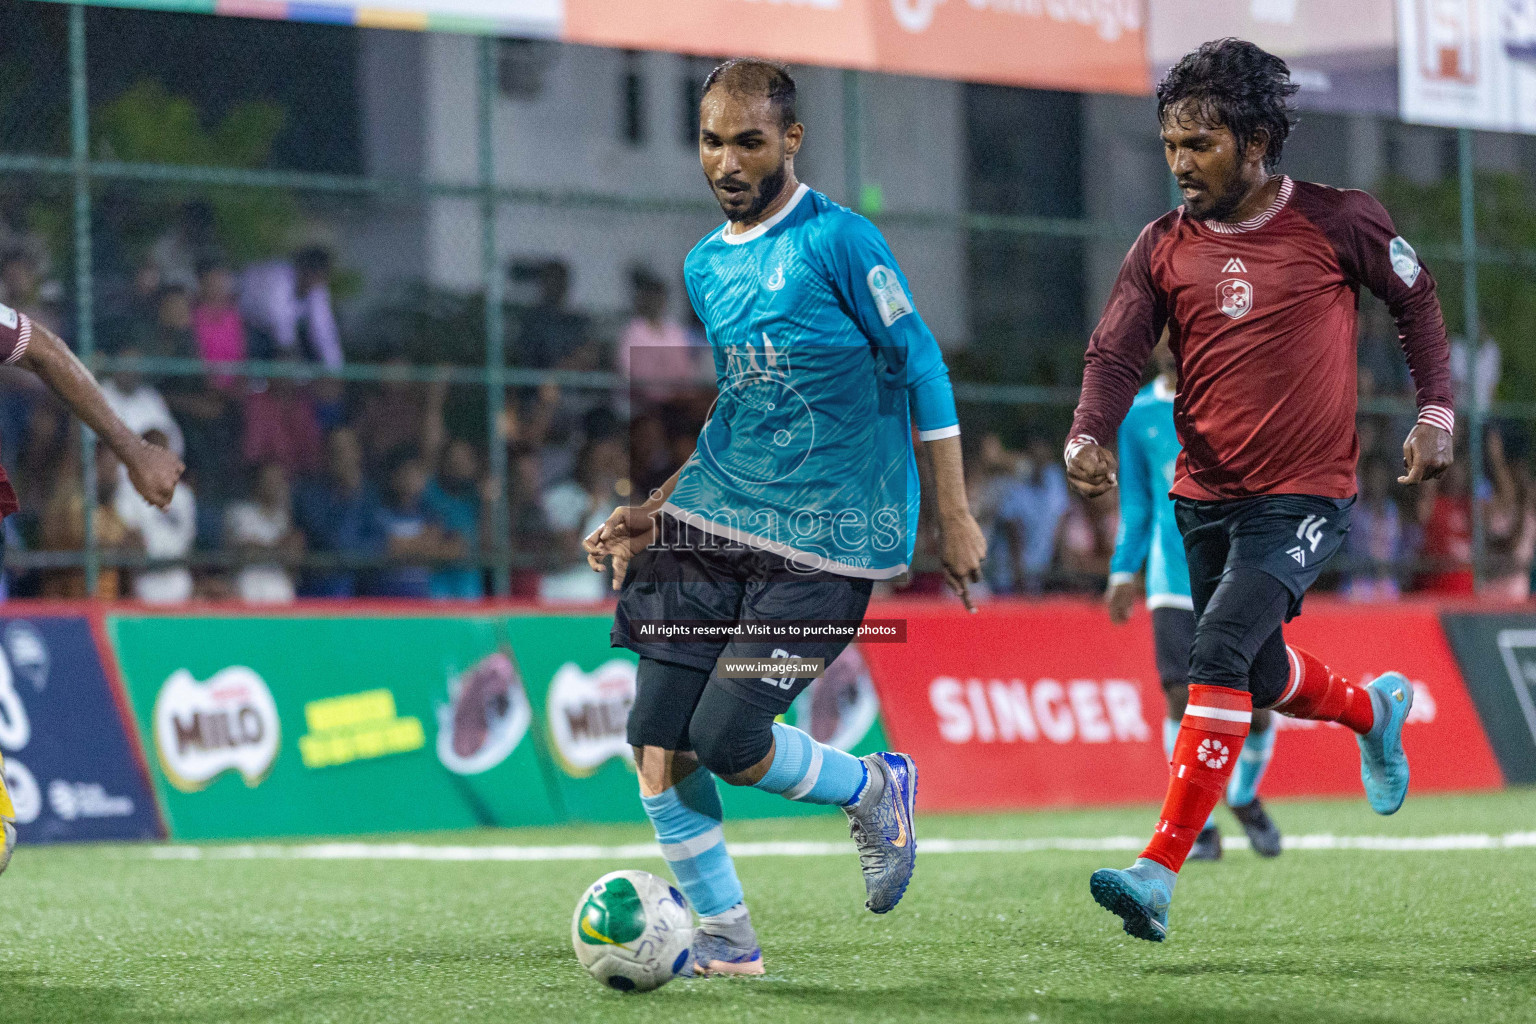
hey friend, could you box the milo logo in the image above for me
[577,875,646,946]
[153,667,281,792]
[546,659,636,777]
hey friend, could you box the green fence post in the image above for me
[1459,128,1484,590]
[70,3,98,597]
[480,36,511,597]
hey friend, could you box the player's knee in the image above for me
[1187,623,1253,692]
[687,712,773,782]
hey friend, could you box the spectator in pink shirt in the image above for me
[192,258,247,390]
[616,267,703,407]
[243,353,324,479]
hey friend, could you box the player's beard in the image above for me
[1186,171,1249,223]
[721,161,788,224]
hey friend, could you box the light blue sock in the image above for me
[1165,717,1215,830]
[1226,723,1277,807]
[753,722,868,806]
[641,768,743,918]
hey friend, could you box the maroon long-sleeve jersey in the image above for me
[1069,176,1454,501]
[0,306,33,516]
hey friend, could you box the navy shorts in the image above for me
[1176,493,1354,621]
[611,514,874,714]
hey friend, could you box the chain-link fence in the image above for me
[0,3,1523,604]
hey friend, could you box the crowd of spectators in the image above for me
[0,207,715,604]
[0,203,1529,606]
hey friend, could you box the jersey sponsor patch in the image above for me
[866,265,912,327]
[1390,236,1421,288]
[1216,278,1253,319]
[0,304,16,331]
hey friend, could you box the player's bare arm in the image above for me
[923,433,985,612]
[1399,422,1453,485]
[15,319,183,508]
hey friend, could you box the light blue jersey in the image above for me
[1110,378,1192,610]
[667,184,959,579]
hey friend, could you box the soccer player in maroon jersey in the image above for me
[0,303,183,877]
[1066,39,1454,942]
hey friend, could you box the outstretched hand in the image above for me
[583,505,658,590]
[1399,423,1453,485]
[1066,441,1118,498]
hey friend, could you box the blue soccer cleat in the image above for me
[691,923,764,976]
[845,752,918,914]
[1358,671,1414,815]
[1090,859,1176,942]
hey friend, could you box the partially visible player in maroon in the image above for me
[0,302,183,878]
[1068,39,1454,943]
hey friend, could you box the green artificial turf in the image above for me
[2,789,1534,1023]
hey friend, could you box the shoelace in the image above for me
[848,810,891,879]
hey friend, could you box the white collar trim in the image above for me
[719,183,811,245]
[1204,175,1293,234]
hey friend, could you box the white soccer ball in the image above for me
[572,869,694,992]
[0,820,14,877]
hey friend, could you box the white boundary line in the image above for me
[144,832,1536,863]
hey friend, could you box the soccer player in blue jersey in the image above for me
[1107,344,1282,860]
[584,58,986,975]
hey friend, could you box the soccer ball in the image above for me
[572,870,694,992]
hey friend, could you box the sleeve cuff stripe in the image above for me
[1418,406,1455,433]
[918,424,961,441]
[6,317,30,365]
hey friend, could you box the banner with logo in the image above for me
[502,614,890,823]
[1399,0,1536,133]
[1440,612,1536,783]
[1148,0,1399,114]
[44,0,1148,93]
[860,601,1502,812]
[106,610,892,838]
[562,0,1148,94]
[108,613,565,840]
[0,614,161,844]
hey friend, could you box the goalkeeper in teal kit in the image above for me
[1107,352,1284,859]
[583,58,986,976]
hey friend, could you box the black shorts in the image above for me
[1150,606,1195,690]
[1176,493,1354,622]
[611,514,874,714]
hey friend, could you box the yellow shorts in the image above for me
[0,749,13,821]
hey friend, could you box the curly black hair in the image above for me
[1157,39,1299,172]
[702,58,797,132]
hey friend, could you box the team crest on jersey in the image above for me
[766,263,786,291]
[1217,278,1253,319]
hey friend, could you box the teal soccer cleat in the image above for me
[1358,672,1414,815]
[845,752,918,914]
[1090,859,1176,942]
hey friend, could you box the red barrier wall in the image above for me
[859,600,1504,811]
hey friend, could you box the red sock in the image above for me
[1270,645,1376,735]
[1141,684,1250,873]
